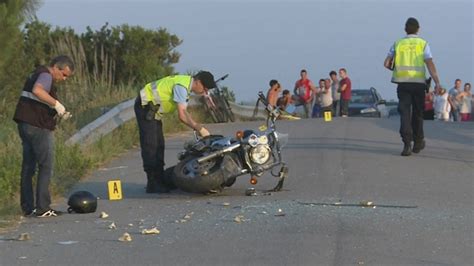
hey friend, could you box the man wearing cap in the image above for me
[384,17,441,156]
[134,71,215,193]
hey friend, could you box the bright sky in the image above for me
[37,0,473,102]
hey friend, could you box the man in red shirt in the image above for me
[293,69,316,118]
[338,68,352,117]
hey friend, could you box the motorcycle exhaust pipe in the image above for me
[197,143,241,163]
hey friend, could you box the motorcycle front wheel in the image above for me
[172,155,225,194]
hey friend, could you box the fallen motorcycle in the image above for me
[169,91,289,194]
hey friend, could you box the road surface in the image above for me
[1,117,473,265]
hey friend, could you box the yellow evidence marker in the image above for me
[324,111,332,122]
[108,180,123,200]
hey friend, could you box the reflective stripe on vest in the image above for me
[391,37,427,84]
[139,75,192,114]
[21,91,51,106]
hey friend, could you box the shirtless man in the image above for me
[267,79,282,107]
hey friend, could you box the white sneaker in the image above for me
[36,209,63,218]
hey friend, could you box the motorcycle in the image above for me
[169,91,289,194]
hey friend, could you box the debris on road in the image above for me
[296,200,417,209]
[233,215,245,223]
[17,233,30,241]
[141,227,160,235]
[175,212,194,223]
[183,212,194,220]
[108,222,117,230]
[99,212,109,219]
[359,200,374,207]
[274,209,286,217]
[57,241,79,245]
[118,232,132,242]
[222,202,231,207]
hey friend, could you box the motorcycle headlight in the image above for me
[248,134,259,147]
[250,144,271,164]
[258,135,268,145]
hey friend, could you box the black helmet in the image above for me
[67,191,98,213]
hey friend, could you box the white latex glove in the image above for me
[61,112,72,120]
[198,127,210,137]
[54,100,66,116]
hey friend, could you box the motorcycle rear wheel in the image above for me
[173,155,225,194]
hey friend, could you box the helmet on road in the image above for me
[67,191,98,213]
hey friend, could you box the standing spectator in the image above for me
[423,87,435,120]
[294,69,316,118]
[13,55,75,217]
[320,78,333,116]
[456,82,472,121]
[312,79,324,118]
[338,68,352,117]
[383,17,441,156]
[266,79,282,108]
[433,87,450,121]
[448,79,463,121]
[329,70,340,116]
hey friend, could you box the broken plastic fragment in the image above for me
[234,215,244,223]
[57,241,78,245]
[108,222,117,230]
[17,233,30,241]
[359,200,374,206]
[222,202,230,207]
[99,212,109,219]
[118,232,132,242]
[141,227,160,235]
[274,209,286,217]
[183,212,194,220]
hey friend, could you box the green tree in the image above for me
[0,0,41,103]
[80,23,182,86]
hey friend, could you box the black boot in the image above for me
[146,172,159,193]
[154,170,170,193]
[401,142,412,156]
[412,140,425,153]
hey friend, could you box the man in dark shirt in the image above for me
[338,68,352,117]
[13,55,74,217]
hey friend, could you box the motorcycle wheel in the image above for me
[162,166,178,190]
[173,155,225,194]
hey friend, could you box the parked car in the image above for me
[348,87,389,118]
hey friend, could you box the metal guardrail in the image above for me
[66,97,264,146]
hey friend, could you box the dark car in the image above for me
[348,87,389,118]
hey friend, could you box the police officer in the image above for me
[13,55,74,217]
[134,71,215,193]
[384,17,441,156]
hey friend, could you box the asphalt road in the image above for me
[1,117,473,266]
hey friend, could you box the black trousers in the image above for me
[134,96,165,177]
[397,83,426,144]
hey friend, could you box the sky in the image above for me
[37,0,473,102]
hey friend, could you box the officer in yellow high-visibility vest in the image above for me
[384,17,441,156]
[134,71,216,193]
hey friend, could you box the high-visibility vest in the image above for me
[391,37,427,84]
[139,75,192,114]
